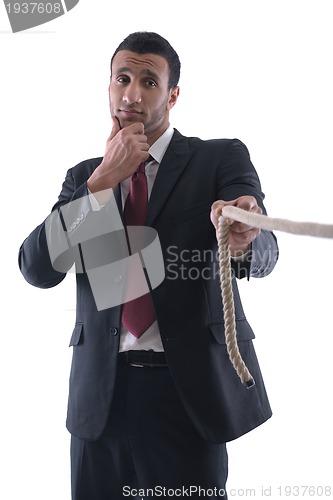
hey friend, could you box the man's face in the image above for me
[109,50,179,144]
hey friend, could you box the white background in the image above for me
[1,1,333,498]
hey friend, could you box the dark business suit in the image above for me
[19,129,278,496]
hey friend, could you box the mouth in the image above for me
[118,108,143,117]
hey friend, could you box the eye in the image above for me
[146,80,157,87]
[117,76,130,84]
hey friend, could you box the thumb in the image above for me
[211,199,237,227]
[108,115,121,141]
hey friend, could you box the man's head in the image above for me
[111,32,181,90]
[109,32,181,144]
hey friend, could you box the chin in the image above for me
[125,115,144,124]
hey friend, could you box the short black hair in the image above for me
[111,32,181,89]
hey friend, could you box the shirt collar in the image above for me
[149,124,174,164]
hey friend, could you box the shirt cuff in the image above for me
[230,249,251,262]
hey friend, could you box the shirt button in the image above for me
[109,327,118,336]
[114,275,123,284]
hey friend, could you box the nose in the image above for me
[122,81,142,104]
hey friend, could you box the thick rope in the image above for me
[217,206,333,388]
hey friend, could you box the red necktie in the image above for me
[122,161,156,338]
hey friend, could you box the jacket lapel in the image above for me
[146,129,193,227]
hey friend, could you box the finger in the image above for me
[137,134,148,144]
[211,200,228,219]
[231,227,260,246]
[126,121,145,134]
[230,222,254,234]
[108,115,121,141]
[235,195,259,212]
[229,211,263,232]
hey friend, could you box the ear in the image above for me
[167,86,180,110]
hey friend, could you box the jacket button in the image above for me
[109,327,118,336]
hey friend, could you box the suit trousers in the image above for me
[70,354,228,500]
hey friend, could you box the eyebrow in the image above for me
[115,66,161,83]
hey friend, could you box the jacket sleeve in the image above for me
[217,139,279,280]
[18,167,124,289]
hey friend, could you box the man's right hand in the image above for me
[87,116,150,197]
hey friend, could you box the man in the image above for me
[19,32,278,499]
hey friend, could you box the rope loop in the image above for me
[217,206,333,388]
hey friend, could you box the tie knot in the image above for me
[137,162,146,174]
[136,155,154,174]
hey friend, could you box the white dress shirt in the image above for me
[119,124,174,352]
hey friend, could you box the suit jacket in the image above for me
[19,129,278,444]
